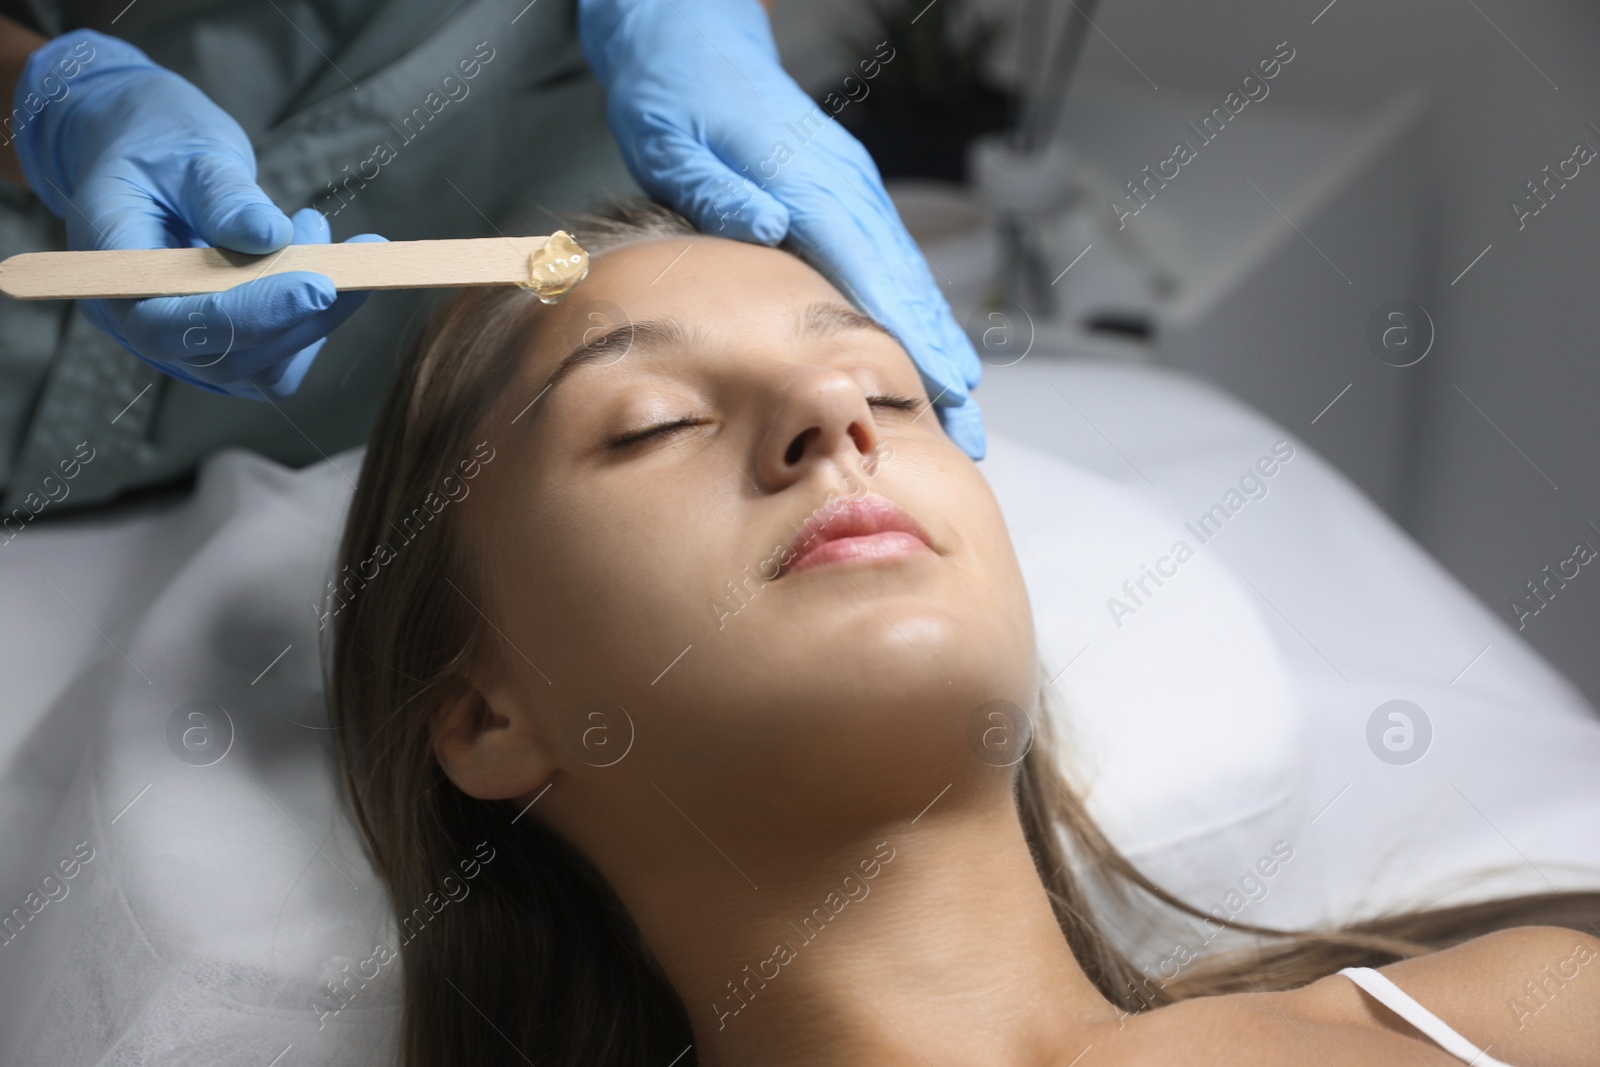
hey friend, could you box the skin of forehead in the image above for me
[516,235,866,390]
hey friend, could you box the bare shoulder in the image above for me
[1285,925,1600,1067]
[1088,991,1456,1066]
[1088,927,1600,1066]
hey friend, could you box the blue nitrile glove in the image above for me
[11,30,380,398]
[578,0,986,460]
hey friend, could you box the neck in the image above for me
[616,778,1122,1067]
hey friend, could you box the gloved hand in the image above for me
[578,0,986,460]
[11,30,379,398]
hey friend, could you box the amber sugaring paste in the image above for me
[519,230,589,303]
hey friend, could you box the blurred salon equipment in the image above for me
[773,0,1600,708]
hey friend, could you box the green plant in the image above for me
[841,0,1005,120]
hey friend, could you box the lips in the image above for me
[778,493,933,578]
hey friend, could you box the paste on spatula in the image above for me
[518,230,589,303]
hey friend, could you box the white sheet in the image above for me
[0,358,1594,1065]
[980,360,1600,923]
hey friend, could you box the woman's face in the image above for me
[444,234,1036,854]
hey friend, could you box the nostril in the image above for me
[785,429,813,466]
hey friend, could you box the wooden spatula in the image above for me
[0,231,590,302]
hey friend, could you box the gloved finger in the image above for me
[182,226,385,388]
[112,337,302,398]
[239,233,389,396]
[797,220,986,460]
[251,337,327,398]
[287,205,330,243]
[928,287,983,394]
[108,225,383,381]
[160,282,369,387]
[178,277,375,384]
[110,271,339,360]
[73,172,189,253]
[775,142,985,446]
[75,296,285,388]
[783,193,975,408]
[183,150,295,254]
[165,336,304,383]
[934,392,987,462]
[627,117,791,245]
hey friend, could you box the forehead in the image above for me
[518,236,854,381]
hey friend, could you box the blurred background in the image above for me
[767,0,1600,706]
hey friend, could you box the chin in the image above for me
[799,598,1032,714]
[845,579,1034,687]
[657,599,1036,831]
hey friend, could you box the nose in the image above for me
[754,367,881,492]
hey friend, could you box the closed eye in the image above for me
[868,393,922,414]
[609,417,705,449]
[609,393,924,450]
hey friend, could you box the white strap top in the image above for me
[1338,966,1514,1066]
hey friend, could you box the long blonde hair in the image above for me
[324,201,1600,1066]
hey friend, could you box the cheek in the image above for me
[488,464,736,684]
[948,472,1038,674]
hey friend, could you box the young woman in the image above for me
[325,202,1600,1066]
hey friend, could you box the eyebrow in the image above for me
[520,301,898,420]
[531,318,689,411]
[796,301,898,345]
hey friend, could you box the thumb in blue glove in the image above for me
[82,208,385,399]
[12,30,381,398]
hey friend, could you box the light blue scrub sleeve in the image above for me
[0,0,637,513]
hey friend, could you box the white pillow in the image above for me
[982,433,1306,864]
[980,359,1600,935]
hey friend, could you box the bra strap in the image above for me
[1338,966,1513,1066]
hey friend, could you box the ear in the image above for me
[430,672,561,802]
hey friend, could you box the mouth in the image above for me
[778,493,934,578]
